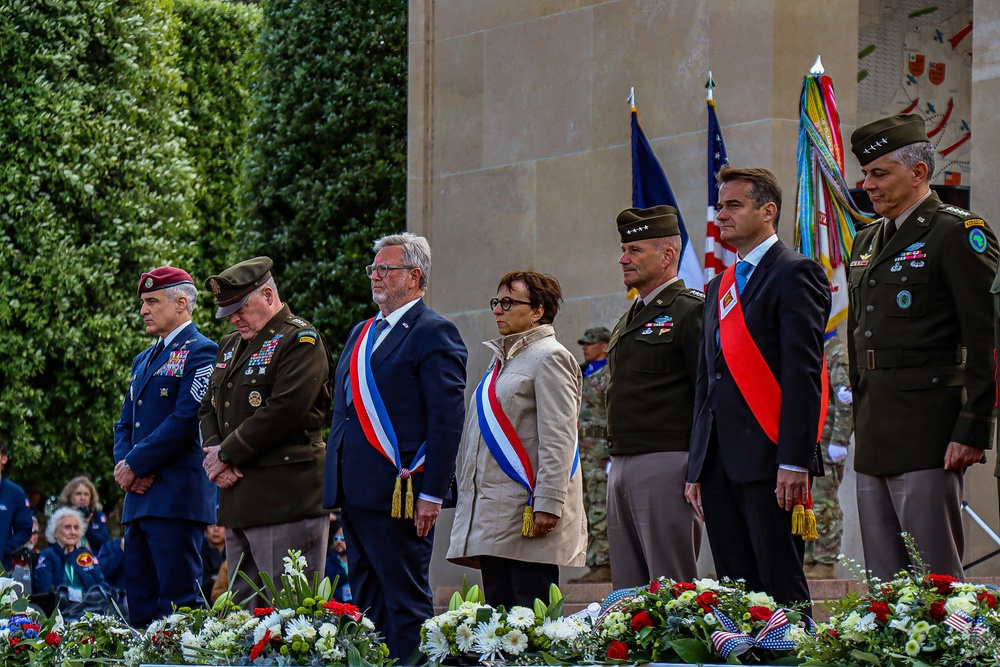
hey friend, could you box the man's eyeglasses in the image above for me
[332,534,346,541]
[365,264,416,279]
[490,297,532,311]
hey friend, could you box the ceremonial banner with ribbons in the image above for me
[794,58,874,333]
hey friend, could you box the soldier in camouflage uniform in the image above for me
[805,334,852,580]
[571,327,612,582]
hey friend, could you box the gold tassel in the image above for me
[791,503,805,536]
[802,508,819,541]
[521,505,535,537]
[405,477,414,519]
[391,477,402,518]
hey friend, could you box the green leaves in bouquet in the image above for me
[532,583,566,621]
[668,637,712,664]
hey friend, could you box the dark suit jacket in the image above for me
[114,322,217,525]
[688,240,830,484]
[323,299,468,511]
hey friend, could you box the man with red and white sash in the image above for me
[686,166,829,610]
[323,232,467,662]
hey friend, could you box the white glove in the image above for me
[828,444,849,463]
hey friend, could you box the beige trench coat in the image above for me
[447,325,586,568]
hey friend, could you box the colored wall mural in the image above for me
[858,0,973,186]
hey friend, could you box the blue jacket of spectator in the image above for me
[0,478,33,573]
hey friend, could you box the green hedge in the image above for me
[240,0,408,356]
[0,0,260,505]
[174,0,262,344]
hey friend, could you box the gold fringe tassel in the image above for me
[404,477,415,519]
[391,477,402,518]
[802,508,819,541]
[791,503,805,536]
[521,505,535,537]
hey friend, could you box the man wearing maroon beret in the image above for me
[113,266,218,626]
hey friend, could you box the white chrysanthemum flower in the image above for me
[362,616,375,631]
[677,590,697,603]
[913,620,930,633]
[253,621,278,643]
[422,628,452,662]
[905,639,921,656]
[473,627,504,661]
[180,630,203,664]
[285,615,317,641]
[279,608,295,620]
[540,617,579,641]
[207,630,238,652]
[166,612,186,625]
[506,606,536,629]
[319,622,338,639]
[502,628,529,654]
[455,622,476,652]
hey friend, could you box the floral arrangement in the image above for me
[0,577,64,667]
[126,550,391,666]
[420,581,590,665]
[798,540,1000,667]
[590,576,812,665]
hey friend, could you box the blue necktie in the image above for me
[346,318,390,406]
[735,260,753,296]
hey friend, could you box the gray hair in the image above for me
[251,276,279,299]
[162,283,198,315]
[888,141,935,180]
[46,506,87,545]
[373,233,431,290]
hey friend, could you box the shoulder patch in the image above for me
[297,329,317,345]
[965,218,986,229]
[969,228,988,254]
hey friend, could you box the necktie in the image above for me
[145,340,164,375]
[735,260,753,296]
[627,300,645,325]
[883,220,896,245]
[347,318,390,406]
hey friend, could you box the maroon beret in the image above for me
[137,266,196,296]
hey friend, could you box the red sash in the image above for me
[717,264,828,444]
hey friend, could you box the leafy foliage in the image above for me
[174,0,262,341]
[0,0,196,500]
[0,0,260,506]
[240,0,408,356]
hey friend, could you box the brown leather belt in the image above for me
[865,348,963,370]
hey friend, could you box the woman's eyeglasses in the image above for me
[490,297,532,311]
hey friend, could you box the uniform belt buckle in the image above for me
[867,349,876,370]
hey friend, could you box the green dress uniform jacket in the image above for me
[848,192,998,476]
[606,280,703,455]
[198,304,332,529]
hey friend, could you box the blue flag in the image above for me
[631,107,703,289]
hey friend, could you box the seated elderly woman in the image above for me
[33,507,110,618]
[57,476,111,553]
[447,270,586,608]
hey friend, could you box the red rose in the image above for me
[606,640,630,660]
[930,600,947,621]
[826,628,839,638]
[869,601,891,624]
[748,606,774,622]
[630,610,654,631]
[44,632,60,646]
[649,580,661,594]
[254,607,275,617]
[978,591,997,610]
[323,600,363,620]
[924,574,959,595]
[696,591,720,613]
[671,582,696,598]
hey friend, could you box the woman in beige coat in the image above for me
[447,271,586,608]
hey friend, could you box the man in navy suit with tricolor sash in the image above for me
[324,232,467,662]
[686,166,829,610]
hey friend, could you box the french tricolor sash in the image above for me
[475,358,579,537]
[717,263,828,539]
[350,317,427,519]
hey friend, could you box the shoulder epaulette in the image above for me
[682,288,706,300]
[938,203,973,219]
[288,316,311,328]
